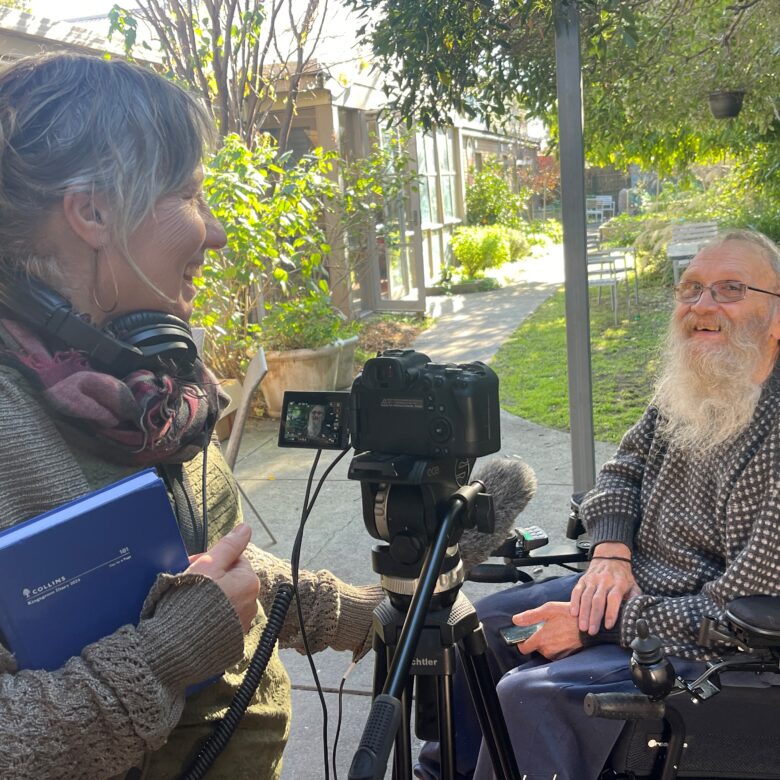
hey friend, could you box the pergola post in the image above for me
[554,0,596,491]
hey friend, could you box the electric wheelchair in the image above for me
[467,494,780,780]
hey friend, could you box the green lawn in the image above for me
[491,282,674,443]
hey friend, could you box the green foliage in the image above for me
[527,218,563,244]
[108,6,146,57]
[109,0,319,149]
[343,0,642,129]
[451,225,511,279]
[346,0,780,179]
[505,228,530,261]
[192,134,338,377]
[465,159,527,229]
[598,158,780,283]
[258,291,346,352]
[583,1,780,175]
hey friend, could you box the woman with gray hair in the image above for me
[0,53,381,779]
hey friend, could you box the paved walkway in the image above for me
[232,243,616,779]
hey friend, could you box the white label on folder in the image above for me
[23,548,133,606]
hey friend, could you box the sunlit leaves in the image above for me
[192,134,339,375]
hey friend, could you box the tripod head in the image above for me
[348,452,494,605]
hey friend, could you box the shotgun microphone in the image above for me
[459,457,537,573]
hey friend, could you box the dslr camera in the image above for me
[278,348,500,457]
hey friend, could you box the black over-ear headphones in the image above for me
[0,273,198,378]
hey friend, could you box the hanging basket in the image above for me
[708,90,745,119]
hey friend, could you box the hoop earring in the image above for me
[92,248,118,314]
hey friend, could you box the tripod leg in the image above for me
[459,629,520,780]
[373,634,388,699]
[379,640,413,780]
[394,676,415,780]
[436,674,456,780]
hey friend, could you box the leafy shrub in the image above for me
[506,228,530,260]
[451,225,511,279]
[530,218,563,243]
[193,134,338,377]
[259,291,346,352]
[465,159,527,229]
[597,214,645,247]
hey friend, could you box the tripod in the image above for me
[348,469,519,780]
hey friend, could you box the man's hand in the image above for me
[512,602,583,660]
[187,523,260,633]
[570,542,641,635]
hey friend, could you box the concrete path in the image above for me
[231,242,617,779]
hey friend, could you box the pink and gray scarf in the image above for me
[1,318,227,466]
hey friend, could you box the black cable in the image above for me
[200,436,209,552]
[332,668,350,780]
[289,446,352,780]
[179,583,295,779]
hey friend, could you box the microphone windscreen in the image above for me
[458,457,537,574]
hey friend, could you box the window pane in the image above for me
[425,134,437,171]
[442,176,455,218]
[416,134,428,175]
[427,177,440,223]
[419,177,432,223]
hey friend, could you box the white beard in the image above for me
[654,311,770,457]
[307,415,323,438]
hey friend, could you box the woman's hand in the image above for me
[187,523,260,633]
[570,542,641,635]
[512,602,582,660]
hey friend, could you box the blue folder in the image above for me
[0,469,190,671]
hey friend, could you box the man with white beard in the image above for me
[416,229,780,780]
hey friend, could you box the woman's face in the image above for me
[103,168,226,322]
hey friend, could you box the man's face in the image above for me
[674,241,780,375]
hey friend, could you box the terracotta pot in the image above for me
[261,342,340,417]
[708,90,745,119]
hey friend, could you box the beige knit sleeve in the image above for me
[0,573,244,780]
[245,544,385,657]
[0,368,247,778]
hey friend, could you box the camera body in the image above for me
[350,349,500,458]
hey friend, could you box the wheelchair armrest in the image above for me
[725,595,780,647]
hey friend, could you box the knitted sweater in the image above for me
[580,364,780,660]
[0,363,383,779]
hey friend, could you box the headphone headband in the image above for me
[0,273,198,378]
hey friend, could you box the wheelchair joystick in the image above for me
[630,619,676,700]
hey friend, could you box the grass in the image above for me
[491,280,674,443]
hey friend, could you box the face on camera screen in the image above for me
[279,395,349,449]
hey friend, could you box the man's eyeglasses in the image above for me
[674,280,780,304]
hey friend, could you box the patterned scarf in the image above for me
[0,318,227,466]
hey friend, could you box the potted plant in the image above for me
[707,89,746,119]
[706,44,747,120]
[258,290,356,416]
[192,134,339,375]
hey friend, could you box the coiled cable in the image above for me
[179,582,295,779]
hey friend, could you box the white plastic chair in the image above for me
[587,251,619,325]
[223,349,277,546]
[607,246,640,308]
[667,221,718,284]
